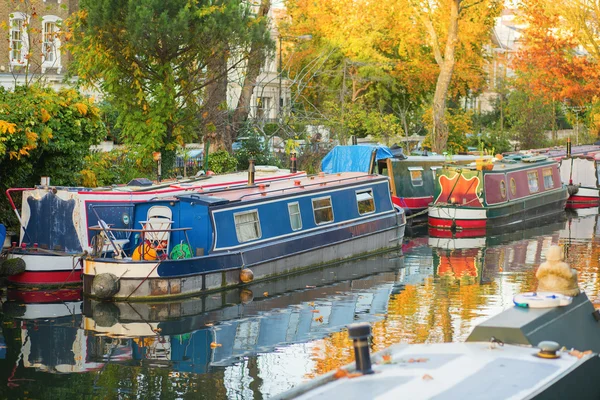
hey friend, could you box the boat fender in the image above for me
[513,292,573,308]
[0,257,26,276]
[240,268,254,283]
[240,288,254,304]
[92,302,120,327]
[567,184,579,196]
[92,273,120,300]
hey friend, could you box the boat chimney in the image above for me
[290,152,297,173]
[567,137,572,158]
[40,176,50,187]
[248,159,255,186]
[351,135,357,145]
[347,322,374,374]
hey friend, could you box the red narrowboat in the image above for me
[429,155,568,237]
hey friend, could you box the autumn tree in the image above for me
[68,0,270,171]
[410,0,502,153]
[513,0,600,140]
[284,0,500,149]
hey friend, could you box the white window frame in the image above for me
[542,168,554,189]
[41,15,62,73]
[312,196,334,225]
[288,202,302,231]
[356,189,375,215]
[527,171,539,193]
[9,12,29,67]
[430,166,442,182]
[233,209,262,243]
[408,166,424,187]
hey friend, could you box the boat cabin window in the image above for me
[500,180,507,198]
[510,178,517,196]
[288,202,302,231]
[234,210,262,243]
[356,189,375,215]
[312,196,334,225]
[542,168,554,189]
[408,167,423,186]
[527,171,539,193]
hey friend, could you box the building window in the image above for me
[9,12,28,64]
[312,196,334,225]
[288,202,302,231]
[527,171,539,193]
[408,167,423,186]
[500,180,506,198]
[543,168,554,189]
[510,178,517,196]
[256,97,271,121]
[234,210,261,243]
[356,189,375,215]
[41,16,62,71]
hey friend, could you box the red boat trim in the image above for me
[429,216,487,230]
[7,289,81,303]
[7,271,82,285]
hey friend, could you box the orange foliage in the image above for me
[513,0,600,105]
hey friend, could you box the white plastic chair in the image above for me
[139,206,173,257]
[98,219,129,258]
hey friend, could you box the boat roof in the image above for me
[285,342,592,400]
[176,172,385,204]
[445,157,557,173]
[29,169,303,195]
[392,154,481,163]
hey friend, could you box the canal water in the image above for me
[0,209,599,399]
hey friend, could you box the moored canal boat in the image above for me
[321,145,480,217]
[83,172,406,301]
[428,155,568,237]
[559,153,600,209]
[3,168,305,287]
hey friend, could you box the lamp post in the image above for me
[278,34,312,120]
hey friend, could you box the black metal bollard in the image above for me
[348,322,374,374]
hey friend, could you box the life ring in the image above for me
[513,292,573,308]
[132,240,158,261]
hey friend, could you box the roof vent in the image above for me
[127,178,153,187]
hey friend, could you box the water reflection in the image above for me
[2,211,600,398]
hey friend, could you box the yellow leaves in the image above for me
[74,102,88,116]
[41,108,51,123]
[0,120,16,134]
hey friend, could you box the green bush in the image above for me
[208,150,238,173]
[81,148,152,187]
[235,136,281,170]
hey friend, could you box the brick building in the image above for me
[0,0,77,89]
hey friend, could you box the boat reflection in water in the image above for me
[0,288,107,397]
[1,250,426,397]
[83,252,409,370]
[3,210,600,398]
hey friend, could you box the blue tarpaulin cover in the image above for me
[321,145,394,173]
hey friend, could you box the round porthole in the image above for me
[500,180,507,198]
[510,178,517,196]
[122,213,130,225]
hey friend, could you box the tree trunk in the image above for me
[431,0,460,153]
[202,52,230,152]
[232,0,271,136]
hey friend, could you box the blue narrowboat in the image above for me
[83,172,406,300]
